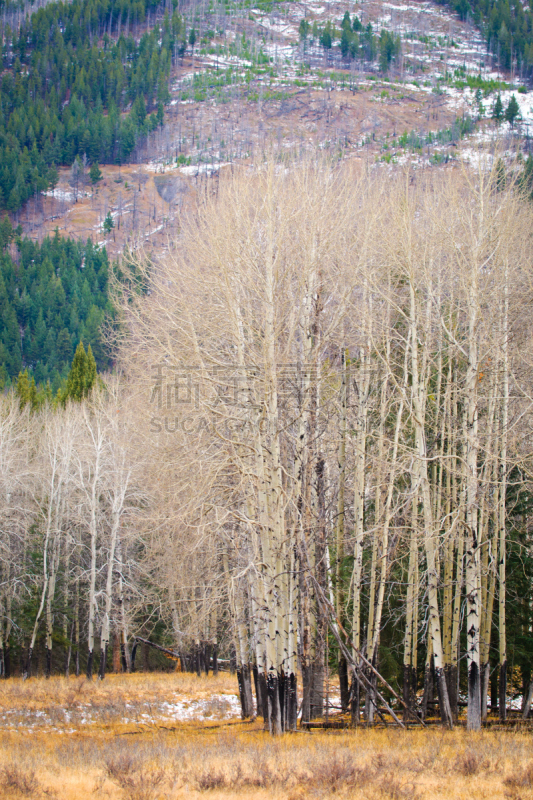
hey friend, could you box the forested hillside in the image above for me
[0,0,183,211]
[440,0,533,75]
[0,219,112,389]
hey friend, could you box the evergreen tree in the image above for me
[16,369,38,410]
[340,26,353,58]
[298,19,310,40]
[103,212,114,235]
[319,22,333,49]
[62,341,97,403]
[505,94,521,128]
[89,163,103,186]
[379,29,400,72]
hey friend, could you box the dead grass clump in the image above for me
[376,775,419,799]
[305,753,372,793]
[195,768,231,790]
[105,755,165,800]
[194,760,279,791]
[504,761,533,798]
[240,760,277,788]
[454,749,489,776]
[0,765,41,797]
[201,696,235,718]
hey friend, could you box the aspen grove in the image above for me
[2,159,533,734]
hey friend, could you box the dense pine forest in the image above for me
[0,0,183,211]
[0,218,112,389]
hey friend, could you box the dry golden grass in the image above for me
[1,673,533,800]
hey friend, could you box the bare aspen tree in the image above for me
[0,396,33,677]
[95,386,138,680]
[78,403,107,679]
[116,158,359,733]
[26,407,78,678]
[498,259,510,721]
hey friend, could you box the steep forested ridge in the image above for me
[0,0,185,211]
[0,220,112,389]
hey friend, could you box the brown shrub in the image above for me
[0,765,41,797]
[195,768,230,790]
[305,752,372,793]
[504,760,533,798]
[105,755,165,800]
[454,749,489,776]
[376,775,419,800]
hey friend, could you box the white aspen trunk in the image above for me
[75,571,80,676]
[442,347,454,706]
[286,544,298,730]
[403,496,418,720]
[465,258,481,731]
[479,367,498,720]
[522,680,533,720]
[336,348,349,710]
[409,278,453,727]
[481,491,498,720]
[448,370,464,719]
[261,199,288,735]
[352,344,370,658]
[0,566,5,677]
[81,410,105,681]
[367,372,387,670]
[116,540,130,672]
[45,526,61,678]
[450,492,465,707]
[87,470,98,679]
[4,558,13,678]
[442,490,454,700]
[63,532,72,677]
[498,266,509,722]
[99,508,121,680]
[233,570,254,719]
[294,244,320,727]
[26,472,56,678]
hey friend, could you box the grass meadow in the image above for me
[0,672,533,799]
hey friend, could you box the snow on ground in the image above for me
[496,89,533,125]
[178,162,230,176]
[0,692,243,733]
[460,146,495,168]
[44,189,75,202]
[158,693,241,721]
[258,16,297,37]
